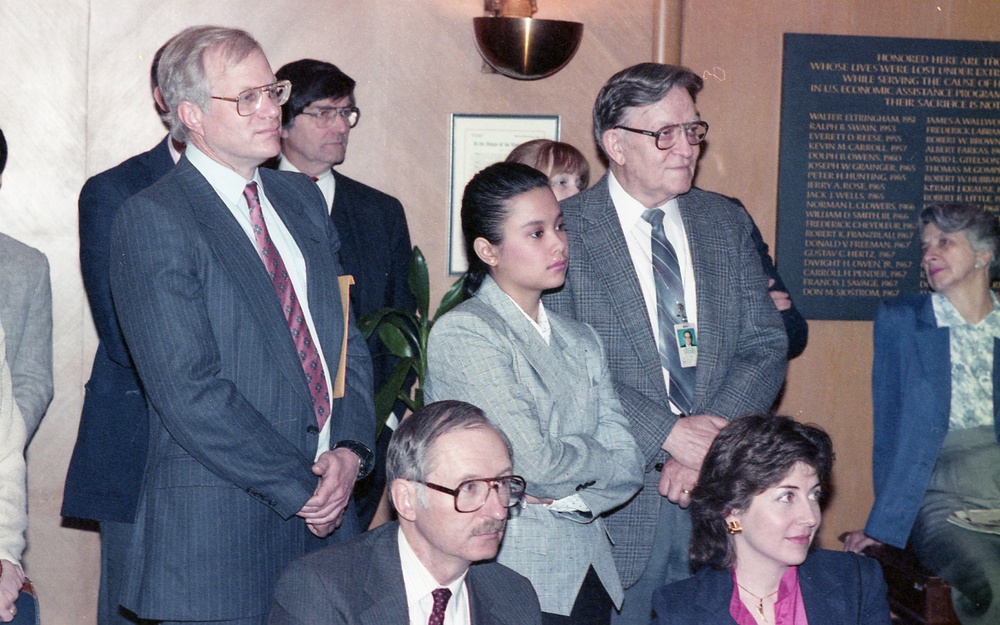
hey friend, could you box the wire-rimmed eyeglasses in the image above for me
[298,106,361,129]
[417,475,527,513]
[211,80,291,117]
[614,120,709,150]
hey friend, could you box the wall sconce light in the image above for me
[473,0,584,80]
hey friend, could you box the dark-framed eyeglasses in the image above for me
[298,106,361,129]
[614,120,709,150]
[211,80,291,117]
[417,475,527,513]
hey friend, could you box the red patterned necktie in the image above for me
[243,181,331,429]
[428,587,451,625]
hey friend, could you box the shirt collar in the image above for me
[398,526,469,601]
[608,170,680,233]
[278,155,333,183]
[932,291,1000,333]
[185,143,260,206]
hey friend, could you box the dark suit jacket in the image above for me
[63,137,174,522]
[748,218,808,359]
[329,171,414,528]
[864,294,1000,547]
[651,550,891,625]
[269,522,542,625]
[109,157,375,621]
[545,175,787,586]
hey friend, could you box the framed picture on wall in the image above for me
[448,113,560,275]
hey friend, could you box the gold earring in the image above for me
[727,520,743,535]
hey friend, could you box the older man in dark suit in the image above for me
[108,26,375,625]
[545,63,787,624]
[62,39,181,625]
[270,400,541,625]
[274,58,415,529]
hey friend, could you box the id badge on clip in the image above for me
[674,323,697,368]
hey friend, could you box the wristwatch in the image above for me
[333,440,374,480]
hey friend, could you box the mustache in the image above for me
[472,520,506,536]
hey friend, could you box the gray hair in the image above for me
[156,26,263,143]
[592,63,703,159]
[386,400,513,507]
[920,202,1000,276]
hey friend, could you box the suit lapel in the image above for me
[467,567,518,625]
[260,168,345,382]
[913,296,952,427]
[800,556,852,625]
[174,160,311,405]
[676,191,722,410]
[580,176,667,402]
[360,526,410,625]
[476,279,586,415]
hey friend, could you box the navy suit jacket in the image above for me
[748,219,808,359]
[269,522,542,625]
[864,294,1000,547]
[329,171,414,528]
[651,550,891,625]
[63,136,174,522]
[110,157,375,620]
[545,175,787,586]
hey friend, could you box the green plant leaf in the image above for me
[377,323,416,359]
[357,307,396,340]
[374,358,416,436]
[408,247,430,321]
[434,274,466,320]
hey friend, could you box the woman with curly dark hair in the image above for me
[651,415,890,625]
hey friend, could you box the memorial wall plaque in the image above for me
[776,34,1000,320]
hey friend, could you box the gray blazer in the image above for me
[426,277,643,615]
[545,174,787,586]
[269,522,541,625]
[110,158,375,621]
[0,232,52,443]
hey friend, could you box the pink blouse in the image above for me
[730,567,809,625]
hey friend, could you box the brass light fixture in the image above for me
[473,0,584,80]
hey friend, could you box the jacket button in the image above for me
[306,425,319,435]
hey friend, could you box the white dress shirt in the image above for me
[398,527,471,625]
[186,145,334,458]
[608,171,698,413]
[278,157,336,211]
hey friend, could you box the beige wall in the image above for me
[0,0,994,622]
[680,0,998,548]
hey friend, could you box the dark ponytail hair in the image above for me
[461,162,551,297]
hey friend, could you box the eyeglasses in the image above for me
[298,106,361,129]
[614,120,709,150]
[417,475,526,513]
[211,80,291,116]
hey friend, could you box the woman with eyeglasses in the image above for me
[426,162,643,625]
[651,415,891,625]
[843,202,1000,625]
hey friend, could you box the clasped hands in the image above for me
[657,414,728,508]
[296,447,361,537]
[0,559,24,624]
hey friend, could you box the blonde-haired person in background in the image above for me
[506,139,591,201]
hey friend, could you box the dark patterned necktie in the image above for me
[642,208,696,414]
[428,587,452,625]
[243,181,331,429]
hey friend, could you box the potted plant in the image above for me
[357,246,464,434]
